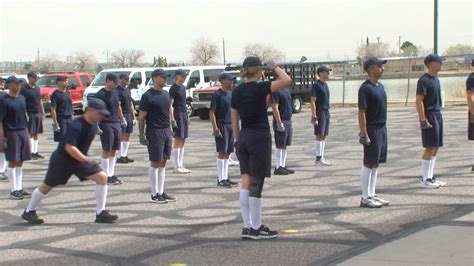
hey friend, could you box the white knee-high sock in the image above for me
[15,167,23,190]
[315,141,322,157]
[108,157,116,176]
[95,184,108,215]
[239,190,252,229]
[7,167,16,192]
[119,142,124,157]
[369,168,378,197]
[360,166,371,199]
[275,149,281,168]
[321,141,326,159]
[471,148,474,166]
[217,159,224,182]
[422,160,430,181]
[281,150,287,168]
[26,188,45,212]
[249,197,262,230]
[30,138,34,153]
[101,159,109,176]
[157,167,165,195]
[173,149,179,169]
[148,167,158,195]
[429,156,437,178]
[0,153,6,173]
[33,139,39,154]
[179,148,185,167]
[122,142,130,157]
[223,159,229,180]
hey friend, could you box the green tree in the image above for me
[400,41,419,56]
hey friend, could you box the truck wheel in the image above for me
[198,109,209,120]
[186,102,194,117]
[292,95,302,113]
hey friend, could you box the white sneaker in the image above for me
[372,195,390,206]
[419,179,440,189]
[432,178,447,187]
[228,158,239,166]
[315,158,333,166]
[360,197,383,208]
[179,166,191,174]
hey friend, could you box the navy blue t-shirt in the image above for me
[139,88,171,129]
[57,116,96,161]
[358,80,387,126]
[210,89,232,124]
[231,81,272,130]
[169,83,187,113]
[20,83,42,113]
[117,85,132,114]
[94,88,120,123]
[311,80,330,110]
[270,88,292,121]
[466,73,474,92]
[416,73,441,112]
[0,94,28,131]
[51,89,73,117]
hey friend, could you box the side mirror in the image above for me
[69,84,77,90]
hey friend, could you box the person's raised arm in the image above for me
[270,66,292,92]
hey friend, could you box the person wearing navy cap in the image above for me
[116,73,136,164]
[50,76,73,142]
[21,98,119,224]
[20,71,46,160]
[0,76,32,200]
[466,60,474,173]
[416,54,447,189]
[310,66,333,166]
[0,78,6,180]
[209,73,239,187]
[357,57,390,208]
[231,56,292,240]
[169,69,191,174]
[138,68,176,204]
[95,73,126,185]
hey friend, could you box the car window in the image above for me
[90,71,131,87]
[37,76,59,87]
[80,75,90,87]
[145,71,153,84]
[187,70,201,88]
[203,69,224,83]
[68,76,80,87]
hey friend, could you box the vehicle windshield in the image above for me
[147,70,181,87]
[90,71,131,87]
[37,76,61,88]
[212,73,243,86]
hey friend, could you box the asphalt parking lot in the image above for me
[0,105,473,265]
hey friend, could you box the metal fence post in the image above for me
[405,57,411,106]
[342,62,346,107]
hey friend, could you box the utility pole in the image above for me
[37,48,40,69]
[434,0,439,54]
[222,38,226,65]
[398,36,402,55]
[377,37,381,56]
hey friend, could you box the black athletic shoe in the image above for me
[162,192,176,202]
[31,153,38,160]
[116,157,129,164]
[150,194,168,204]
[125,156,134,163]
[273,167,290,175]
[283,167,295,174]
[241,227,251,239]
[9,190,24,200]
[227,179,238,187]
[107,176,123,185]
[217,180,232,188]
[95,210,118,223]
[20,189,32,198]
[34,153,45,159]
[21,209,44,224]
[249,225,278,240]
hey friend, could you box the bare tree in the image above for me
[443,44,474,56]
[356,42,391,58]
[71,50,97,72]
[242,43,285,63]
[38,53,59,73]
[190,37,219,65]
[111,49,145,68]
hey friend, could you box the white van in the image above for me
[82,67,155,109]
[145,65,225,116]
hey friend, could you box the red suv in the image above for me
[37,72,92,113]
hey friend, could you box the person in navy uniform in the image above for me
[0,77,6,180]
[416,54,447,189]
[20,71,46,160]
[466,59,474,173]
[310,66,333,166]
[271,86,295,175]
[0,76,32,200]
[116,74,136,164]
[50,76,73,142]
[209,73,239,188]
[138,69,176,204]
[231,56,292,240]
[95,73,126,185]
[357,57,390,209]
[169,69,191,174]
[21,98,119,224]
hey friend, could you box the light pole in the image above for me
[222,38,226,65]
[434,0,439,54]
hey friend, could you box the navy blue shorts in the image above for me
[173,111,189,139]
[5,129,31,162]
[363,125,387,166]
[468,112,474,140]
[146,127,172,162]
[215,123,234,154]
[122,113,134,134]
[237,129,272,179]
[314,109,330,136]
[99,122,122,151]
[54,116,73,142]
[44,151,103,187]
[421,111,443,148]
[27,113,44,135]
[273,120,292,147]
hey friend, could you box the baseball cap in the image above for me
[87,98,110,117]
[118,73,129,80]
[106,73,118,83]
[242,56,263,68]
[175,69,188,76]
[5,76,21,85]
[317,66,332,74]
[27,71,38,79]
[219,73,237,81]
[363,57,387,71]
[424,54,445,65]
[151,69,170,78]
[56,76,68,82]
